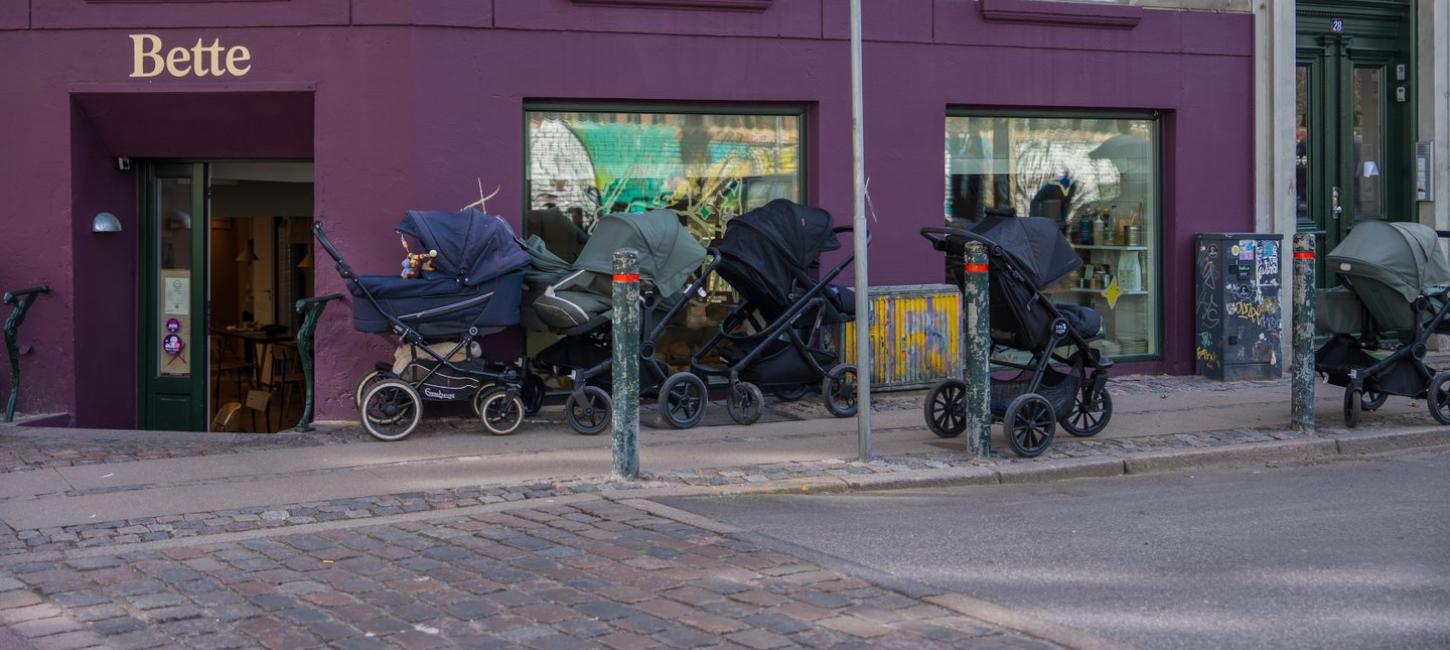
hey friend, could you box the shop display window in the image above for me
[524,107,805,367]
[946,114,1160,359]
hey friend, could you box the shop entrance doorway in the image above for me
[138,161,315,432]
[1296,1,1413,284]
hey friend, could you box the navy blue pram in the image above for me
[316,209,533,440]
[349,210,527,337]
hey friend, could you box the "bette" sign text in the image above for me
[129,34,252,78]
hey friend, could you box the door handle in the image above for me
[1332,186,1343,220]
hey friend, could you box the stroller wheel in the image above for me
[772,384,812,402]
[359,379,423,442]
[659,372,708,429]
[521,374,547,417]
[727,381,765,426]
[1343,389,1362,428]
[1061,388,1113,437]
[1361,389,1388,411]
[476,387,526,436]
[1004,393,1055,458]
[565,386,612,436]
[822,364,859,418]
[923,379,967,438]
[1427,372,1450,425]
[354,370,395,410]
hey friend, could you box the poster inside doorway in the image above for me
[159,269,191,376]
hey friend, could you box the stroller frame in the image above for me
[689,225,863,424]
[533,272,717,434]
[919,226,1114,457]
[1317,229,1450,426]
[315,222,526,439]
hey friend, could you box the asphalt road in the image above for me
[662,450,1450,650]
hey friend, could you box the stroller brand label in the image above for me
[423,387,458,401]
[129,34,252,79]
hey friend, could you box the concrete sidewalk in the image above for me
[2,372,1447,538]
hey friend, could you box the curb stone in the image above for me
[1334,428,1450,455]
[841,465,997,490]
[996,457,1126,484]
[1122,439,1337,474]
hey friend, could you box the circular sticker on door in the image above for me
[166,318,181,333]
[162,334,185,356]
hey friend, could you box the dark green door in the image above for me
[1296,1,1412,284]
[139,162,209,431]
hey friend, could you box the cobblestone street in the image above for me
[0,497,1054,649]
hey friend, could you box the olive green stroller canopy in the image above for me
[528,210,707,330]
[1318,220,1450,334]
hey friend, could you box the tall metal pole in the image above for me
[611,249,641,479]
[1290,234,1315,432]
[850,0,872,462]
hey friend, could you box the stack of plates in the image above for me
[1118,338,1149,355]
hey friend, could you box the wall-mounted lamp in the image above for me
[91,212,122,233]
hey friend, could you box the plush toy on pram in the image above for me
[399,234,438,279]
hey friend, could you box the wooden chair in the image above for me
[210,336,253,413]
[254,342,305,431]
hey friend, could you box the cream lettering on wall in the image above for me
[129,34,252,78]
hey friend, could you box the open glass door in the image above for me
[139,162,209,431]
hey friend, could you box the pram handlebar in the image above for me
[1437,230,1450,239]
[313,222,354,278]
[833,224,872,245]
[919,226,1000,255]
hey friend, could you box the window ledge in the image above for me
[571,0,772,11]
[980,0,1143,29]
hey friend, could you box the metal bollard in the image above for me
[1290,233,1316,431]
[611,249,641,479]
[294,293,345,432]
[3,285,50,423]
[962,243,992,458]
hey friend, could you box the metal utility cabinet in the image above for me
[1194,233,1284,380]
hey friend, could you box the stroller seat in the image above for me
[1056,303,1104,341]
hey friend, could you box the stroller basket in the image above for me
[989,366,1080,417]
[721,337,834,387]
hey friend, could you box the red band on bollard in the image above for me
[613,273,640,282]
[963,264,989,273]
[1292,252,1315,260]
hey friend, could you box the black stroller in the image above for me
[919,213,1114,457]
[689,200,862,425]
[524,209,710,434]
[315,209,532,441]
[1314,220,1450,427]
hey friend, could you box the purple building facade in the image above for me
[0,0,1254,429]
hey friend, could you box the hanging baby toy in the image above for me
[399,233,438,279]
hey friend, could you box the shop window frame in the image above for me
[946,108,1165,362]
[521,102,810,225]
[521,103,811,381]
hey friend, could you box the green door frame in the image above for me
[138,162,209,431]
[1296,1,1414,286]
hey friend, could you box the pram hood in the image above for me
[395,209,530,287]
[970,215,1081,289]
[522,234,574,289]
[572,210,707,301]
[716,199,841,279]
[1327,219,1450,303]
